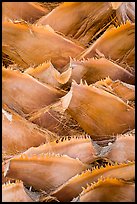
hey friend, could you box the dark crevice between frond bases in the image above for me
[2,53,14,67]
[39,2,62,11]
[90,158,115,168]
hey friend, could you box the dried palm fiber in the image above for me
[37,2,120,46]
[2,21,84,70]
[94,77,135,102]
[22,135,100,164]
[2,180,34,202]
[61,81,135,139]
[25,61,72,88]
[77,21,135,70]
[28,101,84,137]
[2,2,49,23]
[100,132,135,163]
[66,57,134,85]
[79,177,135,202]
[50,161,134,202]
[2,67,65,115]
[2,104,58,160]
[39,195,59,202]
[115,2,135,23]
[4,154,89,193]
[121,46,135,71]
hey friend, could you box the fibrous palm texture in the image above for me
[2,2,135,202]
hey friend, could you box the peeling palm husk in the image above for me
[79,177,135,202]
[100,132,135,163]
[94,77,135,102]
[2,104,58,160]
[2,162,14,184]
[4,154,89,193]
[67,57,134,85]
[2,21,84,70]
[25,61,72,88]
[37,2,119,46]
[2,180,34,202]
[22,135,99,164]
[51,161,134,201]
[61,81,135,139]
[77,21,135,70]
[2,2,49,23]
[2,67,65,115]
